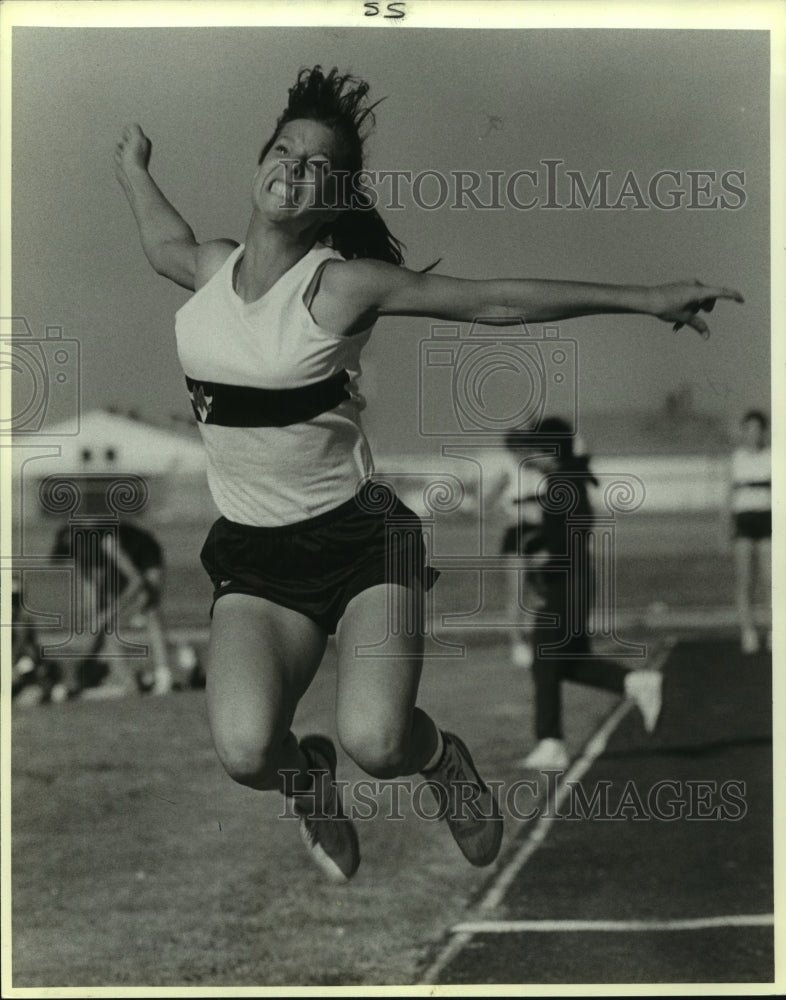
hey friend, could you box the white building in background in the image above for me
[12,409,205,477]
[9,411,217,635]
[10,410,217,576]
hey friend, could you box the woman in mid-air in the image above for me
[115,66,743,883]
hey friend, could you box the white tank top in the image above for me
[175,243,374,526]
[730,446,771,513]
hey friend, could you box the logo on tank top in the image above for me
[189,383,213,422]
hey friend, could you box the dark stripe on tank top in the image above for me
[185,370,351,427]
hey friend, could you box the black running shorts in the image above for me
[733,510,771,540]
[199,486,439,634]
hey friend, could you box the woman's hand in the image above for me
[650,280,744,339]
[113,123,207,290]
[114,123,152,182]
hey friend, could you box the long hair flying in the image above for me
[259,66,405,265]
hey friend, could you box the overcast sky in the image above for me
[7,6,777,457]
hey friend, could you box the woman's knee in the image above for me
[337,718,411,779]
[212,730,284,790]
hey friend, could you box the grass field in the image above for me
[11,637,625,988]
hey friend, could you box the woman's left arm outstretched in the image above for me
[317,259,744,339]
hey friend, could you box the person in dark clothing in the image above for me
[10,577,62,703]
[51,520,173,697]
[511,418,663,770]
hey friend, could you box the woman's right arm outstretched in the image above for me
[115,124,235,290]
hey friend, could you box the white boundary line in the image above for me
[453,915,774,934]
[419,637,676,985]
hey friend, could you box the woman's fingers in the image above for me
[122,122,144,139]
[670,282,745,338]
[662,281,744,336]
[687,314,711,339]
[673,319,710,339]
[705,285,745,303]
[117,123,148,148]
[115,124,151,172]
[672,298,714,338]
[689,279,744,303]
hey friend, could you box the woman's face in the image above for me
[253,118,343,226]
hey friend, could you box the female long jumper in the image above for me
[115,66,743,883]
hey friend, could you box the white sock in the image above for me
[422,727,445,773]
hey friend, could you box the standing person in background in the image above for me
[493,427,546,668]
[516,419,664,771]
[730,409,771,654]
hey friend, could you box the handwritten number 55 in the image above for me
[364,2,407,18]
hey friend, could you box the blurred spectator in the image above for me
[51,519,173,697]
[10,576,61,704]
[490,428,546,667]
[511,417,662,770]
[729,410,771,654]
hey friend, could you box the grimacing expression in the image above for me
[254,119,345,221]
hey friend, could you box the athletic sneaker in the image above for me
[520,737,569,771]
[293,735,360,885]
[624,669,663,733]
[423,731,503,868]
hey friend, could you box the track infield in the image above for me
[420,635,775,986]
